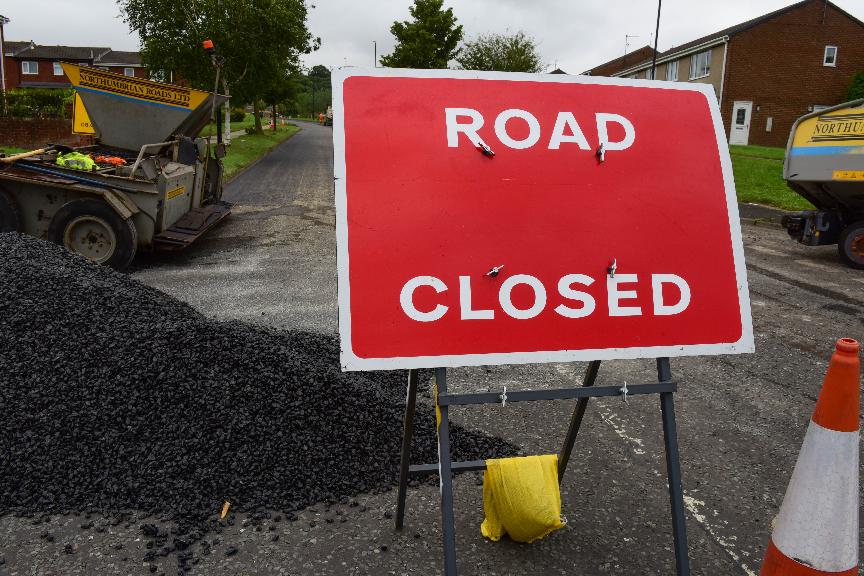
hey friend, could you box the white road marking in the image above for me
[792,259,837,272]
[684,495,759,576]
[596,405,645,455]
[748,245,786,256]
[551,365,759,573]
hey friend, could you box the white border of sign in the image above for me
[333,67,754,371]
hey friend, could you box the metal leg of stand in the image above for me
[436,367,458,576]
[558,360,601,482]
[658,358,690,576]
[395,369,419,530]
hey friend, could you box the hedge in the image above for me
[1,89,75,119]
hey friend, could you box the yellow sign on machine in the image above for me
[832,170,864,181]
[166,186,186,200]
[61,62,210,111]
[790,106,864,154]
[71,93,95,135]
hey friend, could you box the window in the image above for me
[124,67,135,77]
[627,73,639,80]
[53,62,64,76]
[21,61,38,75]
[689,50,711,79]
[735,108,747,126]
[823,45,837,67]
[645,67,655,80]
[666,60,678,81]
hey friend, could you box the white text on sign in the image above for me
[445,108,636,152]
[399,273,691,322]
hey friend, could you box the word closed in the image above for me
[400,273,690,322]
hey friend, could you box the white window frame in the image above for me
[53,62,64,76]
[823,45,837,67]
[124,67,135,77]
[21,61,38,75]
[666,60,678,81]
[689,50,711,80]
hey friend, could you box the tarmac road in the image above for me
[2,121,862,575]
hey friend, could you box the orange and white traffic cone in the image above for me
[760,337,860,576]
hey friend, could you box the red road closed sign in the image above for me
[333,69,753,371]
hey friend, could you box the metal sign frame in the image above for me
[330,69,759,575]
[394,359,690,576]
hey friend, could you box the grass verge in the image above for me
[202,113,259,136]
[729,145,813,211]
[0,146,28,156]
[221,124,300,181]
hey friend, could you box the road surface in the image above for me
[2,121,861,576]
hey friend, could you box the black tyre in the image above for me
[0,189,21,233]
[838,220,864,270]
[48,199,137,270]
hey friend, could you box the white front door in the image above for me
[729,101,752,145]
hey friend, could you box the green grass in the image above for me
[0,146,27,156]
[221,124,300,180]
[202,113,259,136]
[729,145,814,211]
[729,144,786,161]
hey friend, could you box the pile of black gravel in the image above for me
[0,233,515,566]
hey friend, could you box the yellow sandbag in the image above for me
[480,454,565,543]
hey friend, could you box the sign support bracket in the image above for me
[394,358,691,576]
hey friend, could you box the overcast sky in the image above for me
[3,0,862,73]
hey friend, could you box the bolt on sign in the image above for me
[333,69,753,371]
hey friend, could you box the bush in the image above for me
[1,89,74,118]
[229,108,247,122]
[845,71,864,101]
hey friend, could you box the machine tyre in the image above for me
[838,220,864,270]
[0,189,21,233]
[48,199,138,270]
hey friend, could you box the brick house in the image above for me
[2,42,147,90]
[1,40,34,90]
[583,0,864,147]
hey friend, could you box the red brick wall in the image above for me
[2,54,22,89]
[2,60,147,89]
[0,118,93,148]
[12,58,91,87]
[105,66,147,79]
[722,1,864,147]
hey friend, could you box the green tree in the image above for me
[379,0,463,69]
[456,31,543,73]
[262,68,300,129]
[118,0,320,133]
[846,71,864,101]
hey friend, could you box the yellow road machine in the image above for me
[782,99,864,269]
[0,63,231,269]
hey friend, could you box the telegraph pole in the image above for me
[651,0,662,80]
[373,40,377,67]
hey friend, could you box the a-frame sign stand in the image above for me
[394,358,690,576]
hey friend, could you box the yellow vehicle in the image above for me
[782,99,864,269]
[0,63,231,269]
